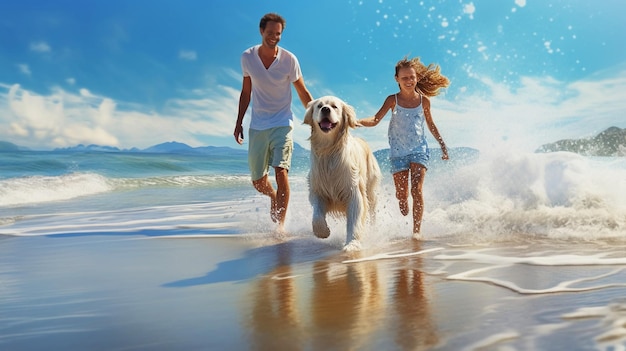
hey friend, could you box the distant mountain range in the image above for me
[0,140,308,157]
[2,126,624,157]
[48,141,252,155]
[536,126,626,157]
[0,141,30,151]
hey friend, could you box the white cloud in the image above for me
[179,50,197,61]
[17,64,31,76]
[162,84,241,136]
[0,80,242,149]
[355,68,626,152]
[9,122,29,137]
[1,84,118,148]
[445,71,626,151]
[66,78,76,85]
[30,41,51,53]
[1,67,625,152]
[79,88,94,97]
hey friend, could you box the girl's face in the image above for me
[395,67,417,92]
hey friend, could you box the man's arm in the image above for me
[234,76,252,145]
[293,77,313,108]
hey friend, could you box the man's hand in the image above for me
[234,125,244,145]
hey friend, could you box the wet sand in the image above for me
[2,233,626,350]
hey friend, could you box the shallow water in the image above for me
[2,230,626,350]
[1,150,625,349]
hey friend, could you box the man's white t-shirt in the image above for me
[241,45,302,130]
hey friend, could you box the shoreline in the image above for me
[2,233,626,350]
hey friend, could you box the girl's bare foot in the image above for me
[275,223,287,239]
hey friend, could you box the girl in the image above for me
[358,57,449,238]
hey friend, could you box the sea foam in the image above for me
[421,151,626,241]
[0,173,113,207]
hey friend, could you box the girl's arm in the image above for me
[422,97,449,160]
[357,95,395,127]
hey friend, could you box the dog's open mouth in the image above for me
[319,118,337,133]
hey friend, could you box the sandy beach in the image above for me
[3,228,626,350]
[1,150,625,350]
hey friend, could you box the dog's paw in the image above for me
[342,240,362,252]
[312,219,330,239]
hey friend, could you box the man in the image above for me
[234,13,313,231]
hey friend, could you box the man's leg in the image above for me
[273,167,289,229]
[252,175,278,223]
[269,126,293,231]
[249,128,280,224]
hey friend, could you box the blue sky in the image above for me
[1,0,625,151]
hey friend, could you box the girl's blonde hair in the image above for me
[395,57,450,97]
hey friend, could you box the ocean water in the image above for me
[2,148,626,350]
[0,150,298,237]
[1,148,624,242]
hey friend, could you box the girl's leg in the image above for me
[410,163,427,235]
[393,170,410,216]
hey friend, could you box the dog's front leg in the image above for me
[310,195,330,239]
[344,193,364,251]
[367,187,377,225]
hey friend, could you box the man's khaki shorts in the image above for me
[248,126,293,181]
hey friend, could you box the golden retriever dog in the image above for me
[303,96,381,251]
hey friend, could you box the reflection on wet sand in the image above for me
[247,243,303,351]
[245,240,440,350]
[390,241,439,350]
[310,257,383,350]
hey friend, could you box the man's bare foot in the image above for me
[275,224,287,239]
[399,199,409,216]
[412,232,423,241]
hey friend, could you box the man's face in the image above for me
[260,21,282,48]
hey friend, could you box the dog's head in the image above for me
[303,96,357,136]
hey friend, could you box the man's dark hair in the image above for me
[260,13,286,30]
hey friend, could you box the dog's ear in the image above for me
[343,101,357,129]
[303,99,315,126]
